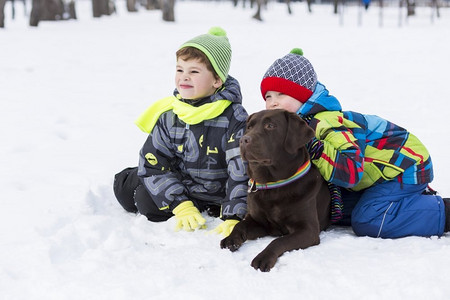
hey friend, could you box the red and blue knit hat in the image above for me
[261,48,317,103]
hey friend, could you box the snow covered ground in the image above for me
[1,0,450,299]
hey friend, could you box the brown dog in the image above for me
[220,109,331,272]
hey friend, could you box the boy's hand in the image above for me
[307,137,324,160]
[210,219,239,237]
[172,201,206,232]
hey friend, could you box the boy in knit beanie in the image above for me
[113,27,248,236]
[260,48,450,238]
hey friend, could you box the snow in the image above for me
[1,0,450,299]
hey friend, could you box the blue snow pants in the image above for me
[348,181,445,238]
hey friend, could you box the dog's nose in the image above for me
[241,135,251,145]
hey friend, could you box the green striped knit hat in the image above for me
[180,27,232,83]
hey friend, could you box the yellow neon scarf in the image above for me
[135,96,232,133]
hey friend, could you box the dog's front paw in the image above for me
[251,250,278,272]
[220,234,245,252]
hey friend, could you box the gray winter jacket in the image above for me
[137,76,248,220]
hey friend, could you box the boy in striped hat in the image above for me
[113,27,248,236]
[261,48,449,238]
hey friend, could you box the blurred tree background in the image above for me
[0,0,447,28]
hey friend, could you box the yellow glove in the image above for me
[172,201,206,232]
[211,219,239,237]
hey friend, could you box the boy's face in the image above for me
[175,58,223,100]
[264,91,303,113]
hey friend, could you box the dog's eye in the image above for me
[264,123,276,129]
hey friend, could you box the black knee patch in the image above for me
[113,167,140,213]
[134,185,172,222]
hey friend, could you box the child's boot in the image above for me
[444,198,450,232]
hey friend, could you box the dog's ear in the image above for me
[246,113,254,123]
[245,113,255,130]
[284,111,315,154]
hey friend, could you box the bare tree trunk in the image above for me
[286,0,292,14]
[93,0,113,17]
[92,0,100,16]
[102,0,113,15]
[160,0,174,22]
[145,0,159,10]
[39,0,64,20]
[0,0,6,28]
[334,0,345,15]
[406,0,415,16]
[379,0,383,27]
[306,0,312,13]
[126,0,137,12]
[30,0,41,26]
[11,0,16,19]
[68,0,76,19]
[431,0,440,18]
[30,0,76,26]
[252,0,262,21]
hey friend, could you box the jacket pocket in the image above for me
[369,160,404,181]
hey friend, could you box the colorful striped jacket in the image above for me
[298,83,433,191]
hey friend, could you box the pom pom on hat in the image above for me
[208,26,227,36]
[260,48,317,103]
[180,26,232,83]
[290,48,304,56]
